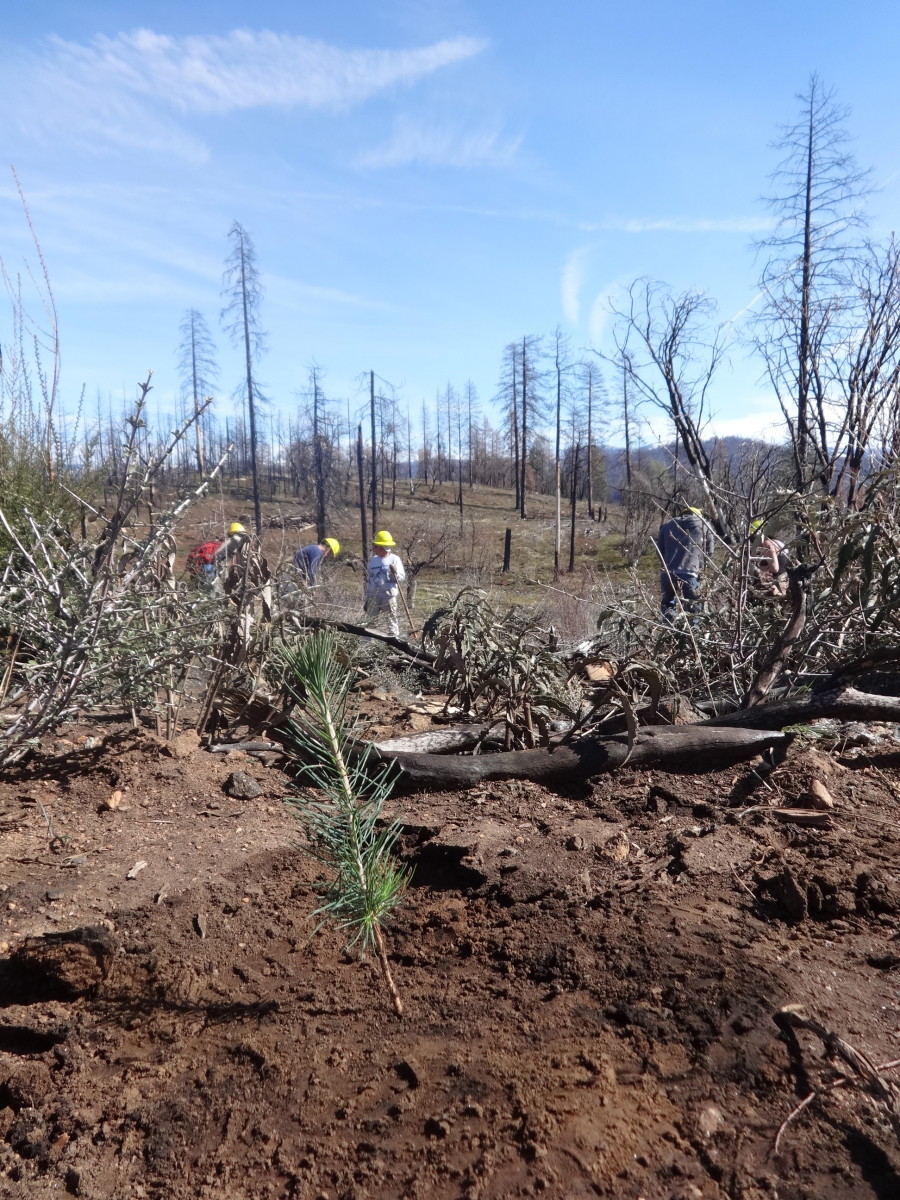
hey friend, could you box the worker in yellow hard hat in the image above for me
[187,520,250,584]
[294,537,340,585]
[655,507,714,622]
[365,531,405,636]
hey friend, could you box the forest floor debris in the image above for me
[1,707,900,1198]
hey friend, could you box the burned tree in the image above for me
[753,74,871,493]
[221,222,266,535]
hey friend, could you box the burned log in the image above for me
[706,685,900,731]
[381,725,785,792]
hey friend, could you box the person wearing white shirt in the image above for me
[364,530,406,638]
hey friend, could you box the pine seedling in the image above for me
[278,633,409,1015]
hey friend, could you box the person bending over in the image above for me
[294,537,340,586]
[655,507,714,621]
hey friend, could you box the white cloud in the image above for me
[356,115,520,169]
[581,216,776,235]
[2,28,488,160]
[588,283,621,346]
[707,406,786,442]
[561,245,590,325]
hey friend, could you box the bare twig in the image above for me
[773,1007,900,1153]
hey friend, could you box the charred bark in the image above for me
[706,685,900,731]
[381,725,785,792]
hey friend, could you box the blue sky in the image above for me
[2,1,899,445]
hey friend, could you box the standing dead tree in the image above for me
[753,74,871,493]
[830,235,900,506]
[602,278,730,540]
[222,221,266,535]
[177,308,218,476]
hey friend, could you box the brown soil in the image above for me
[2,711,900,1199]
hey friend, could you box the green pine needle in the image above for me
[277,633,410,963]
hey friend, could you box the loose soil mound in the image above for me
[2,723,900,1198]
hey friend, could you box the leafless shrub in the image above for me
[0,379,247,760]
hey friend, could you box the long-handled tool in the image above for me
[391,566,418,639]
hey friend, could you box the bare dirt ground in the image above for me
[2,700,900,1199]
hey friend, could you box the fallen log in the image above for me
[704,686,900,731]
[381,724,786,792]
[296,616,437,665]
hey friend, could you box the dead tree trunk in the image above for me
[707,686,900,731]
[742,565,816,708]
[382,725,785,792]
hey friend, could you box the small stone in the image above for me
[601,831,630,862]
[100,789,123,812]
[424,1116,451,1139]
[698,1103,726,1137]
[223,771,262,799]
[805,779,835,810]
[566,835,585,852]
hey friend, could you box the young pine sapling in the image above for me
[278,633,408,1015]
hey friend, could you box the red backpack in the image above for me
[186,539,222,576]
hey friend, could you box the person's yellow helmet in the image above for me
[683,507,703,517]
[323,537,340,556]
[372,530,396,547]
[228,522,247,535]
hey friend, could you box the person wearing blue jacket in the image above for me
[294,537,340,585]
[655,507,714,620]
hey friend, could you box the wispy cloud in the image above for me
[356,115,520,169]
[561,245,591,324]
[588,282,622,346]
[582,216,776,235]
[3,28,488,160]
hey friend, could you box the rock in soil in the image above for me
[223,770,262,799]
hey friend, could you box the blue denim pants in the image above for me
[660,569,701,618]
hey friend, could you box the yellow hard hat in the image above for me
[228,522,247,535]
[372,530,395,547]
[684,507,702,517]
[323,537,340,556]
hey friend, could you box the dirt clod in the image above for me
[223,770,262,799]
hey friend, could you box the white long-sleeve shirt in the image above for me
[366,551,405,601]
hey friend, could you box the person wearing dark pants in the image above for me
[656,507,714,622]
